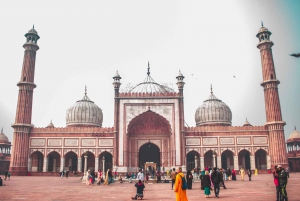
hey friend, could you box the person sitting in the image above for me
[131,180,145,200]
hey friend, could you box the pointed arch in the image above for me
[30,151,44,172]
[47,151,61,172]
[186,150,200,171]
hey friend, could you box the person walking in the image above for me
[3,170,8,181]
[232,169,236,180]
[108,169,113,184]
[137,169,145,183]
[186,170,193,189]
[170,168,176,190]
[174,167,188,201]
[201,171,211,198]
[285,166,290,178]
[7,172,11,181]
[240,167,245,181]
[97,169,102,185]
[60,170,64,179]
[273,166,280,201]
[278,165,288,201]
[220,169,227,189]
[65,170,69,179]
[211,167,221,198]
[247,169,252,181]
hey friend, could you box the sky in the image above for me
[0,0,299,142]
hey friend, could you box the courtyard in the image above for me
[0,174,298,201]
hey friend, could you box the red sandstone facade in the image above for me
[9,26,288,175]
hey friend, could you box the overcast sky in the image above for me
[0,0,299,142]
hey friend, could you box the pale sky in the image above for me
[0,0,299,142]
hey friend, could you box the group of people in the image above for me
[273,165,289,201]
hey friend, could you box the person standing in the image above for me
[285,166,290,178]
[65,170,69,179]
[186,170,193,189]
[273,166,280,201]
[137,169,145,183]
[3,170,8,181]
[108,169,113,184]
[174,167,188,201]
[170,168,176,190]
[247,169,252,181]
[201,171,211,198]
[232,169,236,181]
[227,168,232,181]
[240,168,245,181]
[7,172,11,181]
[220,169,227,189]
[60,170,64,179]
[97,169,102,185]
[211,168,221,198]
[0,177,3,186]
[278,165,288,201]
[254,168,258,176]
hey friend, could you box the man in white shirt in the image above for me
[137,169,144,182]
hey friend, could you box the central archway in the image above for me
[139,142,160,169]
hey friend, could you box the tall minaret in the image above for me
[256,24,287,167]
[10,26,40,175]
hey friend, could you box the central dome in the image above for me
[195,89,232,126]
[66,92,103,127]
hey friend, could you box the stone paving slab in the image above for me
[0,174,299,201]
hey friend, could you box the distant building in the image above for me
[0,128,11,174]
[9,26,288,176]
[286,127,300,171]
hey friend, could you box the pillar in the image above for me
[217,156,221,169]
[60,157,65,171]
[77,158,82,172]
[267,155,271,169]
[250,156,255,170]
[194,156,198,168]
[43,157,48,172]
[200,157,204,170]
[28,157,32,172]
[95,157,99,172]
[53,159,57,172]
[102,156,105,178]
[234,156,239,170]
[84,155,88,175]
[212,155,216,167]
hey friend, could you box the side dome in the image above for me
[66,92,103,127]
[289,127,300,139]
[0,128,9,142]
[195,89,232,126]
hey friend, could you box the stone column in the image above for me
[194,156,198,168]
[200,157,204,170]
[53,159,57,172]
[102,156,105,178]
[217,156,221,169]
[60,157,65,172]
[250,156,255,170]
[84,155,88,176]
[95,157,99,172]
[212,156,216,167]
[43,157,48,172]
[267,155,271,169]
[234,156,239,170]
[28,157,32,172]
[78,158,82,172]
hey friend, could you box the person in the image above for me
[211,167,221,198]
[285,166,290,178]
[86,170,91,185]
[186,170,193,189]
[97,169,102,185]
[254,168,258,176]
[90,170,95,184]
[0,177,3,186]
[7,171,11,181]
[219,169,227,189]
[4,170,8,181]
[170,168,176,190]
[200,168,205,190]
[131,180,145,200]
[174,167,188,201]
[108,169,113,184]
[232,169,236,180]
[201,170,211,198]
[65,170,69,179]
[240,167,245,181]
[60,170,64,179]
[137,169,145,183]
[277,165,288,201]
[273,166,280,201]
[227,168,232,180]
[247,169,252,181]
[118,174,123,183]
[104,169,109,185]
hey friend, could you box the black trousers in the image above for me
[171,179,175,189]
[279,184,288,201]
[213,183,220,196]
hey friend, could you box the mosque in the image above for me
[8,25,297,176]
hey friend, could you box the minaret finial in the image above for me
[147,61,150,76]
[33,24,34,29]
[261,21,263,27]
[210,84,213,94]
[1,127,2,133]
[295,126,297,131]
[85,85,87,95]
[50,119,52,123]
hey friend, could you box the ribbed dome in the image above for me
[66,93,103,127]
[0,128,9,142]
[195,91,232,126]
[289,128,300,139]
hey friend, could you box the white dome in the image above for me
[195,92,232,126]
[0,128,9,142]
[289,128,300,139]
[66,94,103,127]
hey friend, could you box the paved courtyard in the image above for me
[0,174,298,201]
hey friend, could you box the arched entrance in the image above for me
[65,151,78,172]
[221,150,234,169]
[186,151,200,171]
[139,142,160,169]
[238,150,251,170]
[30,151,43,172]
[47,151,60,172]
[81,151,95,171]
[255,149,267,170]
[204,150,213,168]
[99,152,112,172]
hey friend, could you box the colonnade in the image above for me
[0,146,11,154]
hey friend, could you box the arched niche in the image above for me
[186,150,200,171]
[99,151,113,172]
[255,149,267,170]
[238,149,251,170]
[81,151,95,172]
[221,150,234,169]
[139,142,160,169]
[30,151,44,172]
[65,151,78,172]
[47,151,61,172]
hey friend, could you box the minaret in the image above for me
[112,70,121,169]
[10,26,40,175]
[256,24,287,167]
[176,70,185,166]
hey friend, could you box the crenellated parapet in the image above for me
[184,125,266,133]
[31,126,114,133]
[118,91,179,98]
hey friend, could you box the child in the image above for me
[131,180,145,200]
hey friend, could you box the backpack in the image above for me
[180,175,188,190]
